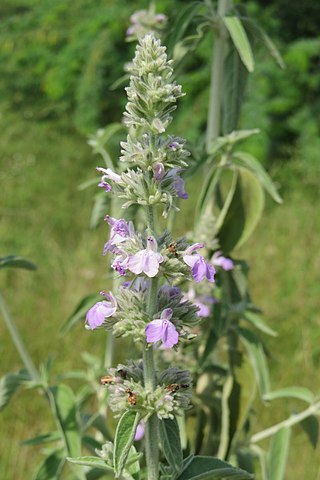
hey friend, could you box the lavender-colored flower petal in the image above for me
[191,256,215,283]
[153,162,165,180]
[96,167,122,183]
[98,180,112,192]
[160,308,173,321]
[195,300,210,317]
[145,319,165,343]
[135,421,145,441]
[212,254,234,271]
[183,254,199,269]
[127,247,163,278]
[162,320,179,348]
[185,243,205,255]
[86,294,117,330]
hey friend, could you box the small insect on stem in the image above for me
[126,388,138,405]
[100,375,115,385]
[167,241,178,257]
[165,383,190,393]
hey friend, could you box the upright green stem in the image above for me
[0,292,40,382]
[143,206,159,480]
[206,0,232,151]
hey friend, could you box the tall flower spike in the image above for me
[123,34,184,133]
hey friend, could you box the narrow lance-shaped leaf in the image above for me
[60,294,101,334]
[67,456,113,472]
[267,427,291,480]
[159,417,183,474]
[113,410,140,478]
[48,385,82,459]
[176,455,254,480]
[0,255,37,271]
[243,311,278,337]
[233,151,282,203]
[263,387,314,404]
[238,327,270,396]
[223,16,254,72]
[33,449,65,480]
[0,369,31,411]
[21,431,61,446]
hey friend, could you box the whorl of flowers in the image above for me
[126,9,167,42]
[103,362,192,419]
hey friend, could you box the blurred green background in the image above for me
[0,0,319,478]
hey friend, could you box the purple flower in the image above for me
[166,168,188,199]
[183,243,215,283]
[103,216,134,255]
[134,421,145,441]
[127,236,164,278]
[159,284,181,297]
[96,167,122,191]
[111,253,128,276]
[145,308,179,348]
[153,162,165,180]
[184,287,217,318]
[86,292,117,330]
[211,251,234,271]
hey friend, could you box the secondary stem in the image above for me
[0,292,40,382]
[143,206,159,480]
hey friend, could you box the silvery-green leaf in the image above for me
[233,151,282,203]
[263,387,314,404]
[238,327,270,396]
[159,417,183,473]
[267,427,291,480]
[243,311,278,337]
[67,456,113,471]
[176,455,254,479]
[223,16,254,72]
[113,411,140,478]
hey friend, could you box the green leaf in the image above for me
[267,427,291,480]
[0,369,31,411]
[263,387,314,404]
[67,456,113,471]
[0,255,37,271]
[223,45,249,133]
[217,167,265,252]
[196,164,222,221]
[238,327,270,396]
[207,130,260,157]
[113,410,140,478]
[49,384,82,458]
[223,17,254,72]
[300,415,319,449]
[33,449,65,480]
[159,417,183,473]
[241,17,285,68]
[167,2,203,57]
[243,311,278,337]
[60,294,100,334]
[21,431,61,446]
[90,192,110,229]
[233,151,282,203]
[176,455,254,479]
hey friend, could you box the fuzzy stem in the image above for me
[0,292,40,382]
[206,0,231,151]
[143,206,159,480]
[251,401,320,444]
